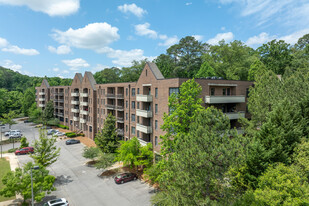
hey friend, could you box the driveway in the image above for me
[13,120,153,206]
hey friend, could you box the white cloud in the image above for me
[207,32,234,45]
[185,2,192,6]
[0,37,8,47]
[0,0,80,16]
[159,36,179,47]
[192,35,203,41]
[118,3,147,18]
[53,68,60,72]
[52,23,120,51]
[63,70,69,74]
[134,23,158,39]
[62,58,90,70]
[279,28,309,44]
[91,64,110,73]
[2,45,39,55]
[1,60,22,72]
[246,32,276,46]
[48,45,71,54]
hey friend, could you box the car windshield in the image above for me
[116,175,122,178]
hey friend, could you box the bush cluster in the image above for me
[58,124,69,129]
[8,148,18,153]
[65,132,77,137]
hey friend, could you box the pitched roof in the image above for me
[76,73,83,83]
[147,62,164,80]
[42,79,50,88]
[85,71,97,90]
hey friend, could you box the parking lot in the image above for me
[4,120,154,206]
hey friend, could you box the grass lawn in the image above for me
[0,158,15,202]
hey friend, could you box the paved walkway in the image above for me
[0,154,23,206]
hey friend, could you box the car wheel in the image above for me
[121,180,124,184]
[134,177,137,180]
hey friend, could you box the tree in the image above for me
[115,137,141,169]
[153,54,175,78]
[257,39,293,75]
[136,143,153,169]
[160,79,203,156]
[0,162,55,205]
[152,108,246,205]
[248,60,267,81]
[1,110,17,129]
[42,101,54,124]
[28,102,42,123]
[22,88,35,116]
[195,61,216,78]
[120,59,147,82]
[94,153,116,170]
[93,67,121,84]
[31,129,60,167]
[293,138,309,180]
[82,146,100,162]
[20,137,29,148]
[95,113,118,153]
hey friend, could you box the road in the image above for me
[11,120,154,206]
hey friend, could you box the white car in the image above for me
[9,132,22,139]
[43,198,69,206]
[53,131,65,136]
[5,130,22,136]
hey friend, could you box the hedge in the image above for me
[58,124,69,129]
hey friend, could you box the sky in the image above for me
[0,0,308,78]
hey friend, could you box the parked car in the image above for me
[65,139,80,145]
[9,132,22,139]
[114,173,138,184]
[15,147,34,155]
[23,119,31,123]
[47,129,59,135]
[41,126,52,130]
[43,198,69,206]
[54,131,65,136]
[5,130,21,136]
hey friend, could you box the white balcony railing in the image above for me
[71,100,79,105]
[80,118,86,123]
[80,93,88,97]
[71,108,79,113]
[73,116,79,121]
[80,101,88,106]
[71,92,79,97]
[136,109,152,118]
[117,129,124,136]
[39,92,45,95]
[136,94,153,102]
[136,123,152,134]
[80,110,89,115]
[38,98,45,101]
[205,95,245,104]
[225,112,245,120]
[39,104,45,107]
[137,138,148,146]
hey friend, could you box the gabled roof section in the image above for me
[42,79,50,88]
[147,62,164,80]
[85,71,97,90]
[76,73,83,83]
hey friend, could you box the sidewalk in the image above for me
[0,154,23,206]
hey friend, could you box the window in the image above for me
[169,88,179,96]
[155,136,158,146]
[223,88,226,96]
[155,104,158,114]
[155,120,158,130]
[131,114,135,122]
[137,116,140,123]
[137,131,139,138]
[146,69,147,76]
[211,88,215,96]
[227,88,230,96]
[155,88,158,98]
[137,88,140,94]
[131,126,136,135]
[246,88,249,98]
[103,89,105,95]
[137,102,140,109]
[126,88,128,96]
[126,125,128,132]
[126,113,128,120]
[132,88,136,96]
[89,126,92,132]
[126,101,128,108]
[131,101,135,109]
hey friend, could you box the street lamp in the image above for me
[31,166,40,206]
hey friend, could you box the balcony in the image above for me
[58,106,64,109]
[106,104,115,109]
[137,138,148,146]
[58,99,64,103]
[39,98,45,101]
[71,100,79,105]
[117,129,124,136]
[71,92,79,97]
[71,108,79,113]
[225,112,245,120]
[39,92,45,95]
[80,101,88,106]
[136,95,153,102]
[80,118,86,124]
[136,109,152,118]
[116,94,124,99]
[57,113,64,117]
[73,116,79,121]
[80,93,88,97]
[39,104,45,107]
[117,117,124,123]
[80,110,89,115]
[58,92,64,96]
[136,123,152,134]
[116,105,124,110]
[106,93,115,98]
[205,95,245,104]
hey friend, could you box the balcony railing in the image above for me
[117,129,124,136]
[136,109,152,118]
[117,117,124,123]
[136,94,153,102]
[73,116,79,121]
[71,92,79,97]
[136,123,152,134]
[80,101,88,106]
[80,110,89,115]
[225,111,245,120]
[105,104,115,109]
[71,108,79,113]
[116,105,124,110]
[205,95,245,104]
[80,118,86,123]
[39,104,45,107]
[137,138,149,146]
[80,93,88,97]
[39,92,45,95]
[106,93,115,98]
[116,94,124,99]
[39,98,45,101]
[71,100,79,105]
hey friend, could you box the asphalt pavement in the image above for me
[9,120,153,206]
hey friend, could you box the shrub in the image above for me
[58,124,69,129]
[66,132,77,138]
[47,118,60,126]
[8,148,18,153]
[20,137,29,148]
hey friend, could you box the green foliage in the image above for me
[160,79,203,156]
[28,102,42,123]
[0,162,55,204]
[58,124,69,129]
[93,67,121,84]
[42,101,54,123]
[65,132,77,137]
[7,148,18,153]
[0,111,17,129]
[19,137,29,149]
[95,113,118,153]
[248,60,267,81]
[31,129,60,167]
[195,61,216,78]
[94,153,116,170]
[46,118,60,126]
[116,137,141,168]
[153,54,175,78]
[253,164,309,205]
[82,147,100,161]
[22,88,35,116]
[293,138,309,179]
[136,143,153,169]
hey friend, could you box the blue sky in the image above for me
[0,0,308,78]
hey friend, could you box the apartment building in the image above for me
[36,62,253,153]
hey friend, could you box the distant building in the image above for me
[35,62,253,153]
